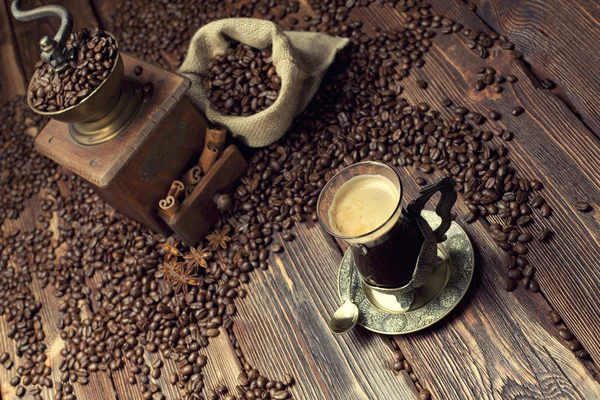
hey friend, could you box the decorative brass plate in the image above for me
[336,210,474,335]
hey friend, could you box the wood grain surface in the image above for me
[0,0,26,106]
[233,222,419,400]
[468,0,600,138]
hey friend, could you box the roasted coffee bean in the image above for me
[528,279,540,293]
[488,110,501,120]
[30,27,118,112]
[541,204,553,218]
[511,106,525,116]
[10,376,21,386]
[507,230,519,243]
[517,232,532,243]
[507,256,517,269]
[575,349,591,360]
[569,340,582,351]
[490,230,507,242]
[531,195,545,208]
[282,232,294,241]
[517,216,532,226]
[416,177,427,186]
[507,269,523,280]
[523,265,535,278]
[574,201,592,212]
[416,80,428,89]
[548,310,562,324]
[504,278,517,292]
[537,228,552,242]
[506,74,518,83]
[513,243,528,255]
[558,328,574,341]
[442,98,453,107]
[16,386,26,398]
[418,389,432,400]
[134,66,143,76]
[516,256,529,269]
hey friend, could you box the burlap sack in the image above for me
[179,19,349,147]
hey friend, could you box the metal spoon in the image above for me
[329,265,359,335]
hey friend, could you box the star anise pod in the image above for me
[184,246,212,269]
[206,225,231,251]
[164,262,200,294]
[159,260,182,284]
[160,240,182,262]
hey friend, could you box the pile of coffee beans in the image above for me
[204,42,281,116]
[0,98,52,224]
[204,369,293,400]
[29,27,118,112]
[108,0,300,68]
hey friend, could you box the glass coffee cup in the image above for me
[317,162,457,304]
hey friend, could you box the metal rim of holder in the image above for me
[10,0,74,71]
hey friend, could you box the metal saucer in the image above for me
[336,210,474,335]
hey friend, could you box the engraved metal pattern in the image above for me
[337,210,474,335]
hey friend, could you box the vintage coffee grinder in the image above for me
[11,1,247,245]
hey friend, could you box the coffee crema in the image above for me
[327,175,399,237]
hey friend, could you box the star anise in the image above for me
[160,261,199,294]
[159,260,182,284]
[160,240,182,262]
[184,246,212,269]
[206,225,231,251]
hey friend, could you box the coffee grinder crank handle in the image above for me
[10,0,74,71]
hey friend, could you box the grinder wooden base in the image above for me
[34,54,246,243]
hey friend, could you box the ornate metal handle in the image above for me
[405,176,457,242]
[11,0,74,71]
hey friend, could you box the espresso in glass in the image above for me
[320,165,422,289]
[318,162,457,291]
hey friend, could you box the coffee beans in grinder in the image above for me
[29,26,118,112]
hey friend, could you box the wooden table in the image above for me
[1,0,599,399]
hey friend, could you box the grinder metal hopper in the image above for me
[11,0,247,245]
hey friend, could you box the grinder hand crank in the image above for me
[11,0,74,71]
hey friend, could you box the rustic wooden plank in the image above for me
[469,0,600,137]
[7,0,100,80]
[233,222,418,399]
[199,327,243,397]
[0,0,27,106]
[349,1,600,364]
[399,168,600,398]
